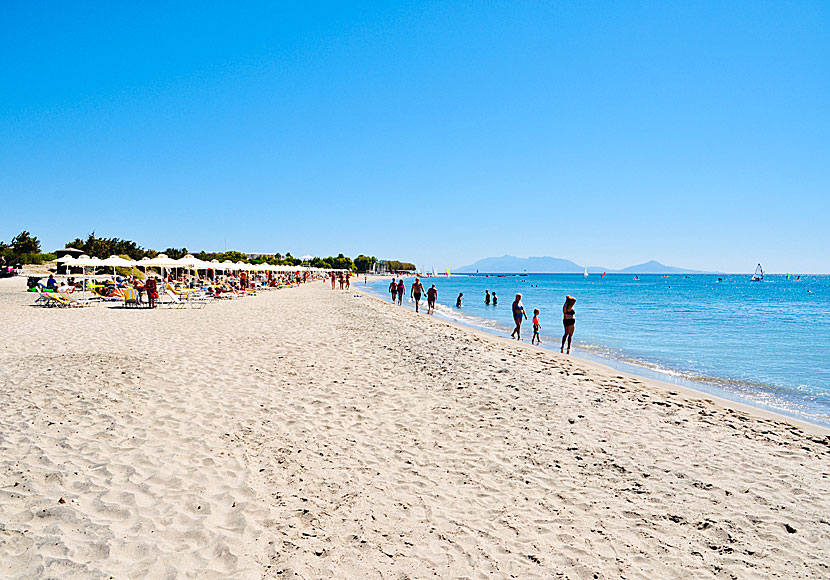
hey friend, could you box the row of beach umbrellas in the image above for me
[57,253,345,273]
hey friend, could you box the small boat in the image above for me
[583,267,588,278]
[751,263,764,282]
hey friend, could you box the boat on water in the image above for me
[583,267,588,278]
[751,263,764,282]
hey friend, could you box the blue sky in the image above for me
[1,2,828,272]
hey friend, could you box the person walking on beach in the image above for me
[485,289,490,305]
[492,292,497,306]
[531,308,541,344]
[397,279,405,305]
[456,292,463,307]
[561,295,576,354]
[427,284,437,314]
[345,272,351,290]
[389,279,397,302]
[411,277,426,312]
[330,272,336,290]
[511,293,528,340]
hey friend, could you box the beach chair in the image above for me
[185,292,211,308]
[123,287,141,308]
[33,288,50,306]
[91,286,123,302]
[162,289,188,309]
[37,289,71,308]
[63,292,98,308]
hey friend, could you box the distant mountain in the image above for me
[615,260,707,274]
[456,255,583,273]
[456,256,709,274]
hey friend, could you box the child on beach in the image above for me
[531,309,541,344]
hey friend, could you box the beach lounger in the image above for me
[185,292,211,308]
[33,288,50,306]
[35,289,71,308]
[63,292,98,308]
[91,287,123,302]
[162,289,188,309]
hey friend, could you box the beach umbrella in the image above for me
[101,255,135,277]
[74,255,105,297]
[57,255,77,276]
[141,254,178,280]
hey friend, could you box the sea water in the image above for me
[366,274,830,427]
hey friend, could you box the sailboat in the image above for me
[751,263,764,282]
[583,267,588,278]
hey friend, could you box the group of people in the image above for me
[389,277,438,314]
[386,276,578,354]
[508,293,577,354]
[330,271,351,290]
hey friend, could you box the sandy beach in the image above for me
[1,277,828,579]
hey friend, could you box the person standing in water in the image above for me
[427,284,437,314]
[492,292,497,306]
[388,279,397,303]
[561,295,576,354]
[397,279,405,305]
[531,308,541,344]
[485,290,491,305]
[456,292,463,307]
[411,277,426,312]
[511,293,528,340]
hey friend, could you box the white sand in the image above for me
[1,277,828,579]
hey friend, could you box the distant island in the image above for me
[456,255,710,274]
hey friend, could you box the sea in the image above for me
[364,273,830,428]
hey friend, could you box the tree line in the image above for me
[1,230,415,273]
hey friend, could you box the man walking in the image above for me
[411,277,426,313]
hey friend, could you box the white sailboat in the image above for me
[583,267,589,278]
[751,263,764,282]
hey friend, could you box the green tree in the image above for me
[330,253,355,271]
[65,232,153,260]
[354,254,377,272]
[11,231,40,255]
[385,260,416,272]
[164,247,187,260]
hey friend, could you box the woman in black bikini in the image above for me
[561,295,576,354]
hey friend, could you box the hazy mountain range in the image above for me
[455,255,710,274]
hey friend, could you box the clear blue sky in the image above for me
[1,2,828,272]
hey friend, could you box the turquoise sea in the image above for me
[366,274,830,427]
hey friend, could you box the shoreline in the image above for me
[359,279,830,433]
